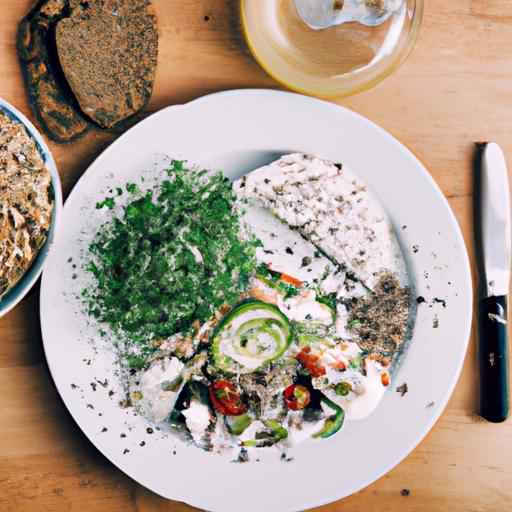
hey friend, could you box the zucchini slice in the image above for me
[312,395,345,439]
[210,300,293,374]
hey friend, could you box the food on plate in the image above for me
[56,0,158,128]
[17,0,158,142]
[84,155,413,455]
[0,110,54,297]
[234,153,406,291]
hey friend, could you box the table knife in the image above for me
[475,142,511,423]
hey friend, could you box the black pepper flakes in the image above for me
[123,449,130,454]
[433,297,446,308]
[140,441,146,447]
[146,427,154,434]
[396,383,408,396]
[416,296,426,304]
[400,489,410,497]
[232,448,249,463]
[101,427,107,432]
[301,256,311,267]
[285,247,294,255]
[96,378,108,388]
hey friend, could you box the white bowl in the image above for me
[0,98,62,317]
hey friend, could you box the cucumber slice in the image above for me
[226,413,253,435]
[210,300,293,374]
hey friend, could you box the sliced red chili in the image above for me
[209,380,247,416]
[284,384,311,410]
[279,273,303,287]
[297,346,326,378]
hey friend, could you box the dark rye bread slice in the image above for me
[17,0,91,143]
[55,0,158,128]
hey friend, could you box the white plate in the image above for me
[40,89,472,512]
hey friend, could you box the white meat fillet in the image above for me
[234,153,406,291]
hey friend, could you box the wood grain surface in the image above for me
[1,1,512,511]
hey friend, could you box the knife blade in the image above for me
[475,142,511,423]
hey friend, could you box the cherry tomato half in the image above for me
[284,384,311,410]
[209,380,247,416]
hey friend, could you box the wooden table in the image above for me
[1,1,512,511]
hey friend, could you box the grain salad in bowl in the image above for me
[0,98,61,316]
[83,155,414,455]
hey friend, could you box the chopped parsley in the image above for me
[85,161,259,347]
[95,197,116,209]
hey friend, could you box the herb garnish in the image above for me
[85,161,259,349]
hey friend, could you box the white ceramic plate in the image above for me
[0,97,62,317]
[40,90,472,512]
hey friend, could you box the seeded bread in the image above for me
[0,111,54,297]
[55,0,158,128]
[17,0,91,143]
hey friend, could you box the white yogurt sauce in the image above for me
[182,399,212,444]
[136,357,184,422]
[287,413,325,445]
[334,303,353,339]
[277,290,332,324]
[243,203,337,284]
[237,420,266,443]
[325,359,388,420]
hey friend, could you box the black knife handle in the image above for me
[479,295,509,422]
